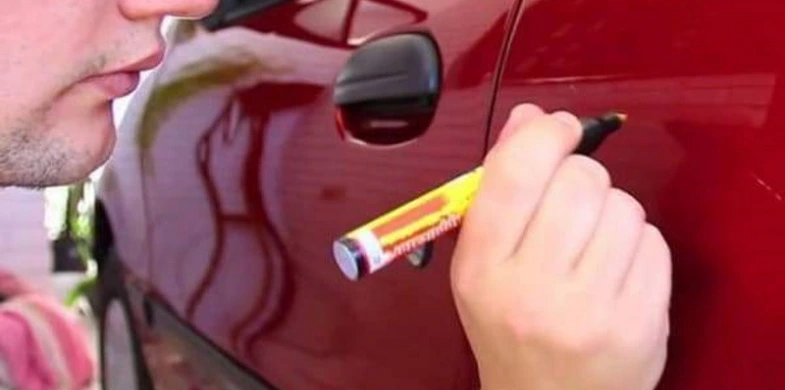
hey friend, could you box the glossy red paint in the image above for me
[101,0,521,388]
[490,0,785,388]
[99,0,785,388]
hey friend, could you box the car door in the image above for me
[137,0,519,388]
[491,0,785,388]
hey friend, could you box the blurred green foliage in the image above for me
[58,179,98,307]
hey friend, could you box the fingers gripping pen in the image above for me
[333,112,627,281]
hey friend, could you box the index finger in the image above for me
[457,108,583,267]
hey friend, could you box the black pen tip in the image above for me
[599,112,627,129]
[576,112,627,155]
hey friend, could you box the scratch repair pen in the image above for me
[333,112,627,281]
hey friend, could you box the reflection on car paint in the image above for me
[489,0,785,387]
[102,0,524,388]
[192,94,292,349]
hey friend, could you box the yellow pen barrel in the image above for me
[333,167,484,280]
[333,112,626,281]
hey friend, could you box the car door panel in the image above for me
[97,68,160,283]
[493,1,785,388]
[134,0,520,388]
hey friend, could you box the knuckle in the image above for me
[547,111,583,145]
[664,317,671,340]
[648,225,674,296]
[485,145,544,196]
[505,312,538,342]
[608,188,646,221]
[645,224,672,262]
[645,223,666,244]
[551,110,582,129]
[539,307,614,355]
[613,325,651,355]
[450,265,476,301]
[613,315,666,357]
[556,325,608,355]
[510,103,544,120]
[502,296,550,342]
[452,278,473,301]
[562,155,612,191]
[493,104,545,147]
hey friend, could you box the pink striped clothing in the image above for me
[0,271,95,390]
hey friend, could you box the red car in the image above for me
[94,0,785,388]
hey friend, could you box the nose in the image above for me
[119,0,219,19]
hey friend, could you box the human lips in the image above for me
[84,71,142,97]
[82,50,165,98]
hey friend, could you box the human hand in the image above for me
[451,104,672,390]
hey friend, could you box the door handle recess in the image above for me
[333,33,442,146]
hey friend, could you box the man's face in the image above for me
[0,0,217,187]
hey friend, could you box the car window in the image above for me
[203,0,428,49]
[202,0,289,30]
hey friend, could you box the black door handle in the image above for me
[333,34,442,146]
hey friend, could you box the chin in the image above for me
[71,122,117,182]
[91,122,117,169]
[43,112,118,187]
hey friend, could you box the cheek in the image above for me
[0,2,107,121]
[0,52,61,126]
[0,48,89,140]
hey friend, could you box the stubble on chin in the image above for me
[0,103,74,189]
